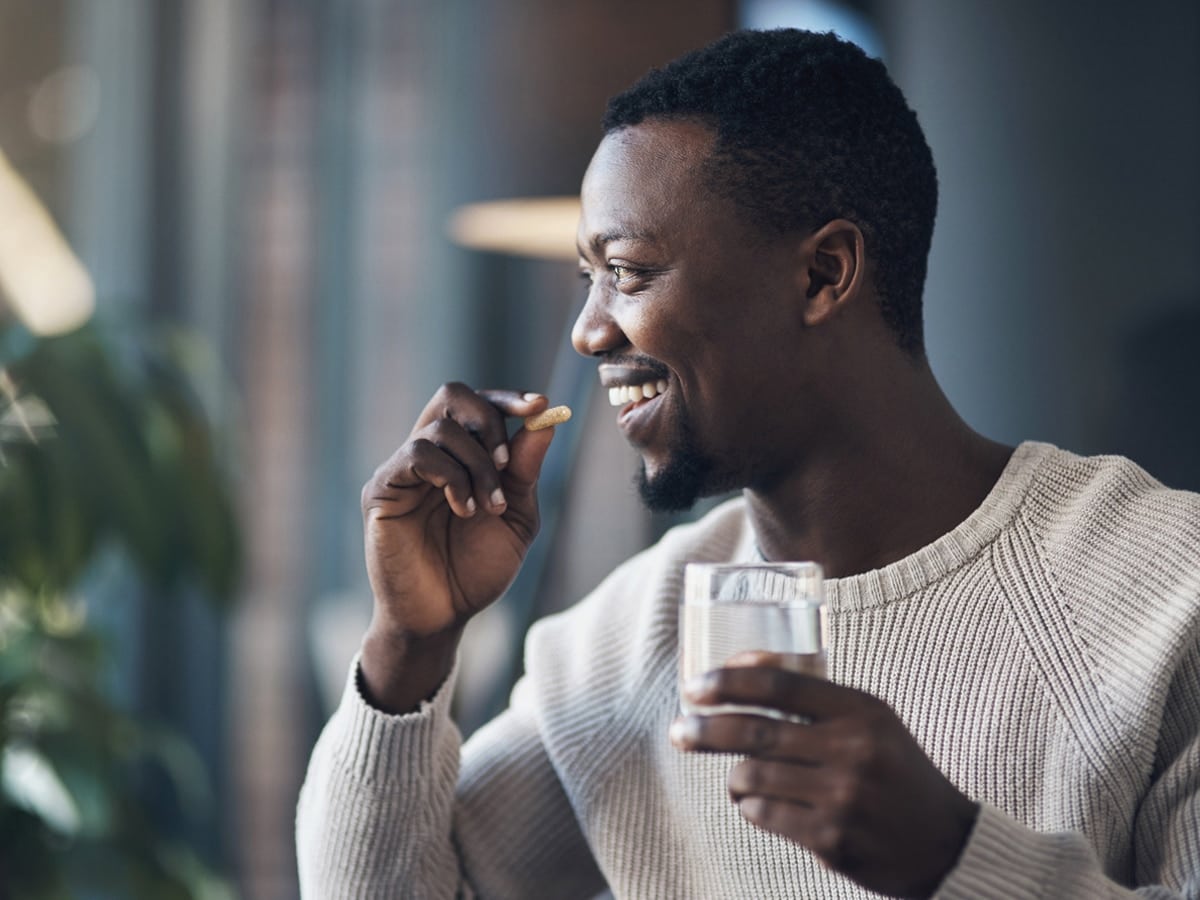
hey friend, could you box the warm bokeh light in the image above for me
[0,147,95,336]
[447,196,581,261]
[27,65,102,145]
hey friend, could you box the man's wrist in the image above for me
[922,798,981,898]
[359,622,463,714]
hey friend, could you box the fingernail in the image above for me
[492,444,509,469]
[465,496,477,514]
[490,487,506,509]
[682,675,709,700]
[523,392,542,402]
[669,718,697,746]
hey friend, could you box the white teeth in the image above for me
[607,380,670,406]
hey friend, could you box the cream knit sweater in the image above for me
[296,442,1200,898]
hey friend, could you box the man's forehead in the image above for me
[578,120,716,252]
[587,119,716,181]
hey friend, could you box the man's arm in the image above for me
[296,657,466,897]
[673,652,1200,899]
[297,382,598,897]
[296,656,606,899]
[1131,633,1200,896]
[937,663,1198,900]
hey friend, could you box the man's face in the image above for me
[573,119,809,511]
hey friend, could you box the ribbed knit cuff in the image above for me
[934,802,1076,899]
[324,652,460,788]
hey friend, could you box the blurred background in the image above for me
[0,0,1196,897]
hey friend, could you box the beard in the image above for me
[635,414,719,512]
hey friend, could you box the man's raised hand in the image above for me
[359,384,557,712]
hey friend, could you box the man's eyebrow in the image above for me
[577,228,658,257]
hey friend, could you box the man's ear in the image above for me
[798,219,865,327]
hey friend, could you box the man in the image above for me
[297,29,1199,898]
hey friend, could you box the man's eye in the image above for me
[611,264,637,282]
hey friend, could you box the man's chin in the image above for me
[635,458,711,513]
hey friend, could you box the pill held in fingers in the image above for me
[523,405,572,431]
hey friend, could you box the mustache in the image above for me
[602,354,671,379]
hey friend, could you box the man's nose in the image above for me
[571,286,624,357]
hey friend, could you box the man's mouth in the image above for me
[599,363,671,447]
[599,362,670,415]
[608,379,669,408]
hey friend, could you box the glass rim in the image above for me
[680,597,825,607]
[682,560,825,607]
[683,561,824,576]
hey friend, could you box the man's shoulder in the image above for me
[1022,442,1200,556]
[1007,444,1200,738]
[1018,443,1200,632]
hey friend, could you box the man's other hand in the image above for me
[670,653,980,899]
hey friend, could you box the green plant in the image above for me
[0,320,240,898]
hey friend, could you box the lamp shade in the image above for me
[447,196,581,262]
[0,148,95,336]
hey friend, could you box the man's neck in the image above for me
[744,367,1013,579]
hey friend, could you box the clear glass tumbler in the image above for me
[679,561,826,718]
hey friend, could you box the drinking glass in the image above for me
[679,561,826,718]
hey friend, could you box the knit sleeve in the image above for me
[295,655,469,898]
[933,636,1200,900]
[295,654,605,899]
[453,675,607,897]
[1133,630,1200,894]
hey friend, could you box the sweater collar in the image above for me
[748,441,1054,612]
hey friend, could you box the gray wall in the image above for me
[881,1,1200,489]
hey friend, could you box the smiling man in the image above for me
[297,30,1200,899]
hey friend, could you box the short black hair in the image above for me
[603,29,937,356]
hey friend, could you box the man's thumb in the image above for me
[504,423,557,490]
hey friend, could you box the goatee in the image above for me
[635,420,715,513]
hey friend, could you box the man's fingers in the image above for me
[476,389,550,470]
[419,418,509,514]
[684,665,860,721]
[727,758,822,804]
[368,438,477,518]
[737,796,867,879]
[736,796,827,850]
[738,795,810,836]
[670,713,825,762]
[417,383,532,472]
[504,418,556,488]
[476,388,547,418]
[724,649,827,677]
[370,385,559,524]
